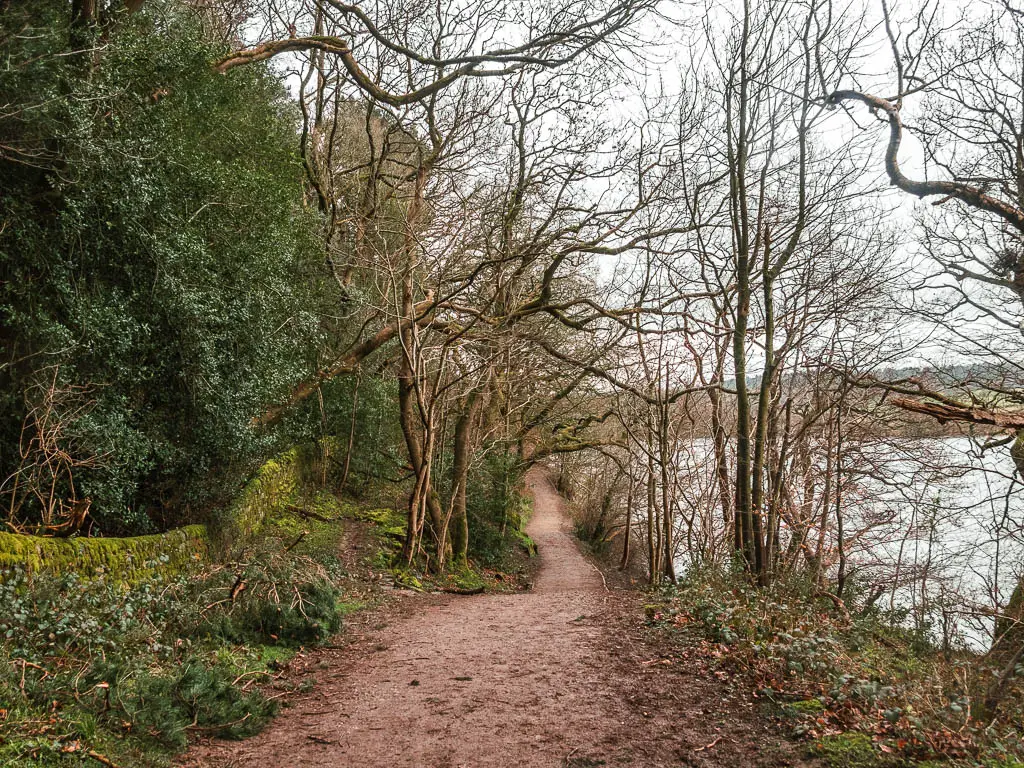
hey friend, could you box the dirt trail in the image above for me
[184,471,807,767]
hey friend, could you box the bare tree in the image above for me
[827,0,1024,710]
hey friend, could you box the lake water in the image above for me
[668,436,1023,649]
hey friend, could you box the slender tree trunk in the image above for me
[750,230,775,585]
[814,417,835,584]
[646,444,659,584]
[620,463,634,570]
[728,0,757,574]
[709,385,732,536]
[659,401,676,582]
[398,350,423,564]
[767,399,792,574]
[397,165,446,567]
[340,373,360,491]
[835,392,848,598]
[449,391,481,568]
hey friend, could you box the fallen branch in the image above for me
[589,560,609,592]
[441,585,485,595]
[693,736,724,752]
[889,395,1024,429]
[86,750,121,768]
[284,531,309,554]
[287,503,342,523]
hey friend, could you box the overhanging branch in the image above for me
[827,89,1024,234]
[889,395,1024,429]
[255,294,437,427]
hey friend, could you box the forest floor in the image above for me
[181,471,813,768]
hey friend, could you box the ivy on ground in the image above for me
[647,570,1024,767]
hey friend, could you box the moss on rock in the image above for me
[810,732,880,768]
[784,697,826,716]
[392,568,424,591]
[0,442,345,585]
[225,447,304,539]
[0,525,208,583]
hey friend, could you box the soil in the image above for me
[181,471,815,767]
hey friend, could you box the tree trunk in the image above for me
[449,391,482,568]
[619,465,634,570]
[980,429,1024,714]
[658,401,676,582]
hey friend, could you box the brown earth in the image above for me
[181,471,813,768]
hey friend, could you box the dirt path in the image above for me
[183,471,808,767]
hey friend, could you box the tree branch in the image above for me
[888,395,1024,429]
[827,89,1024,233]
[254,294,437,427]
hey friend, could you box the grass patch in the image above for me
[784,698,826,717]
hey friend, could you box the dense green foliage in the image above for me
[278,376,407,493]
[465,450,534,566]
[0,1,330,534]
[0,0,532,566]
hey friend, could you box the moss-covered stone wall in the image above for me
[226,447,303,539]
[0,524,208,583]
[0,441,339,583]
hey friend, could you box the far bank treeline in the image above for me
[0,0,613,570]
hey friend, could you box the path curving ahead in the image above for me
[183,471,806,768]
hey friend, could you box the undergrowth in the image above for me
[369,501,537,596]
[647,569,1024,768]
[0,494,367,767]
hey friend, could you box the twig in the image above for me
[14,658,47,695]
[185,713,252,732]
[287,503,342,523]
[813,591,851,623]
[693,736,724,752]
[589,560,609,592]
[231,669,269,687]
[285,530,309,553]
[229,573,247,603]
[86,750,121,767]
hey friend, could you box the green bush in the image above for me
[811,733,879,768]
[277,375,406,492]
[465,449,530,565]
[92,657,276,749]
[0,539,342,762]
[0,0,335,534]
[203,578,341,646]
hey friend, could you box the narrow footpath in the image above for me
[183,471,809,767]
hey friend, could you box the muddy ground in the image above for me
[181,471,814,768]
